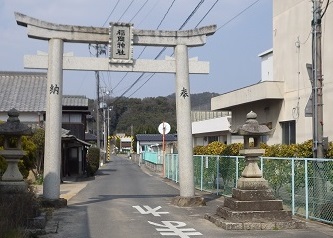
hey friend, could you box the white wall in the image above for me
[259,49,273,82]
[273,0,333,143]
[0,111,43,125]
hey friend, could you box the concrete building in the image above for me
[212,0,333,145]
[192,116,231,146]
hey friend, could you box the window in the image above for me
[62,113,82,123]
[208,136,219,144]
[280,120,296,144]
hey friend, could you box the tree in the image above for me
[30,128,45,179]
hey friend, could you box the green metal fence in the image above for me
[164,154,333,224]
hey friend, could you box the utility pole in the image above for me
[130,125,133,153]
[312,0,325,216]
[94,44,101,149]
[312,0,324,159]
[91,44,107,150]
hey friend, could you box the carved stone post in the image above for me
[0,109,31,194]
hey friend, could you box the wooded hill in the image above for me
[89,92,219,136]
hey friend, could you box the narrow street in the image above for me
[41,155,333,238]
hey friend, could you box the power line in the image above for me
[128,74,155,97]
[217,0,261,32]
[156,0,177,29]
[125,0,209,98]
[112,72,129,92]
[102,0,121,26]
[130,0,260,97]
[179,0,205,30]
[118,0,135,22]
[130,0,222,97]
[195,0,220,27]
[137,0,163,27]
[112,0,177,95]
[129,0,150,22]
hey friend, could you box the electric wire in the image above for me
[121,0,261,98]
[112,0,177,94]
[130,0,216,98]
[137,0,162,27]
[102,0,121,26]
[156,0,176,29]
[129,0,150,22]
[131,0,260,97]
[300,30,312,45]
[121,0,206,98]
[321,0,330,18]
[130,0,225,97]
[195,0,220,27]
[217,0,261,32]
[118,0,135,22]
[101,0,138,97]
[179,0,205,30]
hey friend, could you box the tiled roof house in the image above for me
[0,71,90,140]
[0,71,91,176]
[0,71,47,125]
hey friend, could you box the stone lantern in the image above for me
[0,109,32,193]
[205,111,305,230]
[234,111,271,190]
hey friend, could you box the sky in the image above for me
[0,0,272,100]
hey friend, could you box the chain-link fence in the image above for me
[164,154,333,224]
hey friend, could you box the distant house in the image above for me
[0,71,91,177]
[136,134,178,154]
[61,95,91,176]
[191,111,232,146]
[136,134,178,172]
[119,136,132,152]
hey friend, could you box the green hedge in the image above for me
[86,147,100,176]
[193,140,333,158]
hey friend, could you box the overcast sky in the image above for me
[0,0,272,100]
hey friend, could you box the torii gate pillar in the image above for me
[44,38,64,199]
[175,45,194,197]
[15,12,216,203]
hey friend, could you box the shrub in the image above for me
[86,147,100,176]
[0,156,6,178]
[193,145,206,155]
[206,141,226,155]
[224,143,243,156]
[0,184,40,238]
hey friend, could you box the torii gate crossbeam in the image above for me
[15,12,216,203]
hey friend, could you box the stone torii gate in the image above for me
[15,12,216,203]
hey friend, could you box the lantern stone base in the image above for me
[0,181,27,194]
[204,213,306,230]
[236,177,269,190]
[205,187,306,230]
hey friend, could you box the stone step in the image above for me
[224,197,283,211]
[204,213,306,230]
[216,206,292,222]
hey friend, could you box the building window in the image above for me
[208,136,219,144]
[280,120,296,144]
[62,113,82,123]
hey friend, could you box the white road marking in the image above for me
[132,205,169,217]
[148,221,202,237]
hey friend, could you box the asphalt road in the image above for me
[41,155,333,238]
